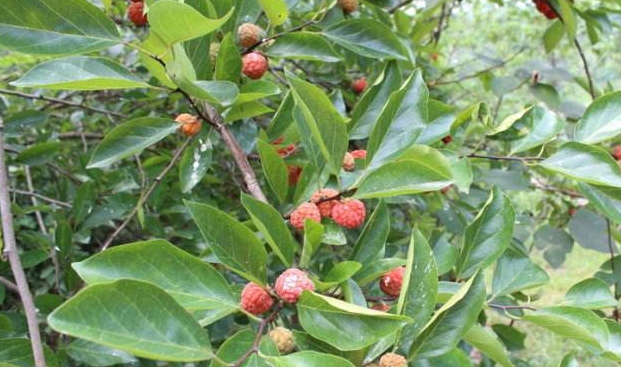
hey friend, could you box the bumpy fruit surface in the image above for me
[238,23,263,47]
[240,283,274,315]
[209,42,220,64]
[612,146,621,160]
[127,1,148,26]
[332,199,366,229]
[351,149,367,159]
[379,353,407,367]
[442,135,453,144]
[380,267,405,297]
[287,166,302,186]
[242,52,268,79]
[175,114,202,136]
[290,202,321,230]
[311,188,339,218]
[268,327,296,354]
[274,268,315,303]
[351,77,367,94]
[338,0,359,13]
[342,152,355,171]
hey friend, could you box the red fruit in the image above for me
[240,283,274,315]
[337,0,359,13]
[277,144,296,158]
[290,202,321,230]
[351,149,367,159]
[332,199,366,229]
[442,135,453,144]
[351,78,367,94]
[379,267,405,297]
[311,188,340,218]
[287,166,302,186]
[271,136,285,145]
[371,303,391,312]
[242,52,268,79]
[127,1,148,26]
[533,0,557,19]
[612,146,621,160]
[342,152,355,171]
[274,268,315,303]
[175,113,202,136]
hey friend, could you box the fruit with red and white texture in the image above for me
[127,1,148,26]
[351,78,367,94]
[337,0,359,13]
[274,268,315,303]
[287,166,302,186]
[379,353,407,367]
[242,52,268,79]
[342,152,355,171]
[268,327,296,354]
[332,199,366,229]
[612,146,621,160]
[533,0,557,19]
[290,202,321,230]
[175,113,202,136]
[351,149,367,159]
[311,188,339,218]
[240,283,274,315]
[442,135,453,144]
[238,23,263,47]
[379,267,405,297]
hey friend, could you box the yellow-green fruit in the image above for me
[238,23,263,47]
[379,353,407,367]
[338,0,359,13]
[268,327,296,354]
[209,42,220,65]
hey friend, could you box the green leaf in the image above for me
[215,33,241,83]
[288,74,348,174]
[491,248,549,298]
[0,338,57,367]
[563,278,618,309]
[396,230,439,352]
[48,280,213,361]
[323,19,407,60]
[510,106,565,154]
[297,292,411,351]
[210,329,278,367]
[257,0,288,26]
[523,306,609,350]
[72,239,238,323]
[351,201,389,268]
[224,101,273,122]
[87,117,179,169]
[257,140,288,202]
[568,208,611,253]
[66,339,137,367]
[241,193,297,267]
[463,325,515,367]
[0,0,120,55]
[237,81,281,104]
[409,273,486,359]
[149,1,233,46]
[262,351,355,367]
[11,57,151,90]
[530,83,560,109]
[367,70,429,169]
[190,81,240,106]
[533,225,574,268]
[300,221,324,269]
[267,32,342,62]
[355,146,453,199]
[578,183,621,224]
[16,142,61,166]
[558,0,576,39]
[179,132,213,193]
[455,187,515,279]
[411,349,472,367]
[574,91,621,144]
[353,258,407,286]
[544,20,564,53]
[186,200,268,284]
[314,261,363,291]
[558,353,579,367]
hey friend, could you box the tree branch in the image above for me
[242,20,317,54]
[230,305,282,367]
[0,275,19,293]
[0,124,47,367]
[8,188,71,208]
[574,38,595,99]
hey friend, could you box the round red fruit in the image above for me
[127,1,148,26]
[351,78,367,94]
[242,52,268,79]
[274,268,315,303]
[311,188,339,218]
[379,267,405,297]
[351,149,367,159]
[240,282,274,315]
[290,202,321,230]
[332,199,366,229]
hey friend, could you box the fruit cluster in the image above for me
[240,268,315,314]
[290,189,367,230]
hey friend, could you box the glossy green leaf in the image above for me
[189,81,240,106]
[558,0,576,39]
[215,33,241,83]
[179,132,213,193]
[510,106,564,154]
[267,32,342,62]
[563,278,617,309]
[48,280,213,361]
[533,225,574,268]
[87,117,179,169]
[72,239,238,323]
[323,19,407,60]
[258,0,288,26]
[544,20,564,53]
[463,325,514,367]
[297,292,411,351]
[411,349,472,367]
[396,230,439,352]
[237,81,281,104]
[456,187,515,279]
[210,329,278,367]
[353,258,407,285]
[11,57,151,90]
[224,101,273,122]
[257,140,288,203]
[578,183,621,224]
[66,339,137,367]
[0,338,57,367]
[574,90,621,144]
[568,208,611,253]
[186,200,268,284]
[16,142,61,166]
[0,0,120,55]
[491,248,549,298]
[262,351,355,367]
[241,193,297,267]
[351,201,389,268]
[314,261,362,291]
[149,1,233,46]
[300,221,324,269]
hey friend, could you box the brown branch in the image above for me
[0,125,47,367]
[242,20,317,54]
[0,88,126,118]
[573,38,595,99]
[8,188,71,208]
[231,305,282,367]
[488,303,537,312]
[100,137,193,251]
[0,275,19,293]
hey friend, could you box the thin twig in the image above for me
[388,0,414,13]
[230,305,282,367]
[488,303,537,312]
[242,20,317,54]
[467,153,544,162]
[0,124,47,367]
[8,188,71,208]
[573,38,595,99]
[0,88,126,118]
[0,275,19,293]
[100,137,193,251]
